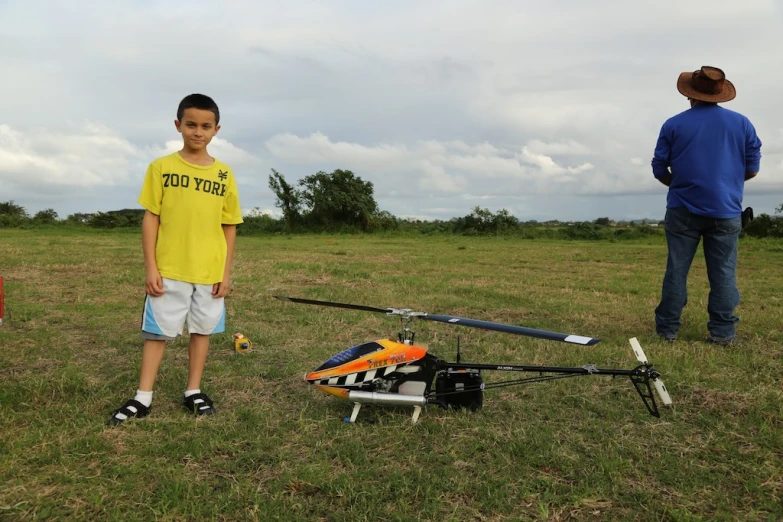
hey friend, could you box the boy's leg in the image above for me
[106,339,164,425]
[182,284,225,415]
[186,333,210,391]
[139,339,166,391]
[182,333,216,415]
[137,279,189,393]
[106,279,188,426]
[106,341,161,424]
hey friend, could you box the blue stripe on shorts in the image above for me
[143,298,165,336]
[212,305,226,334]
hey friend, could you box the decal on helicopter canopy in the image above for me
[367,353,406,369]
[314,341,385,372]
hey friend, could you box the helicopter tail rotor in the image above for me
[627,337,673,417]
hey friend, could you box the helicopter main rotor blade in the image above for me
[275,295,600,344]
[274,296,392,314]
[421,314,601,345]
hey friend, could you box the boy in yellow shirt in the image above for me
[107,94,243,425]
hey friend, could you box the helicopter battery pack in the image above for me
[435,369,484,411]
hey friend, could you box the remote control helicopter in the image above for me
[275,296,672,424]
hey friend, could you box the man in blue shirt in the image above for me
[651,65,762,345]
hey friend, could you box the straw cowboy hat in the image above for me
[677,66,736,103]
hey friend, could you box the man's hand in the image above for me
[145,268,164,297]
[656,173,672,187]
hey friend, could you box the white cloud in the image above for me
[526,139,595,157]
[0,122,263,212]
[265,132,407,167]
[264,132,625,200]
[0,123,140,187]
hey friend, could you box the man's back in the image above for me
[652,104,761,218]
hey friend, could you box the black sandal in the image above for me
[183,393,216,416]
[106,399,150,426]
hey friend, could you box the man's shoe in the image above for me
[656,331,677,342]
[706,335,741,346]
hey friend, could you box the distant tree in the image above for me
[32,208,58,224]
[0,200,28,218]
[368,210,399,232]
[268,169,302,232]
[463,206,494,233]
[89,212,121,228]
[66,213,94,224]
[776,203,783,215]
[594,217,611,226]
[492,209,519,232]
[88,209,144,228]
[299,169,378,231]
[245,207,267,218]
[451,207,520,235]
[0,200,30,227]
[744,213,782,238]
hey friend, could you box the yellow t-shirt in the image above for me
[138,152,244,285]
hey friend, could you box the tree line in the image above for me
[3,169,782,239]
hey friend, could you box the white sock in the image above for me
[113,390,152,421]
[135,390,153,408]
[184,389,201,398]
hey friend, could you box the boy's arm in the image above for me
[142,210,164,296]
[214,224,237,298]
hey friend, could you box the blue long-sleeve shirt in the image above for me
[651,104,762,218]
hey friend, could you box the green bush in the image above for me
[743,213,783,238]
[237,214,286,235]
[563,222,607,240]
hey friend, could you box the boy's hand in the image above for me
[145,270,165,297]
[212,278,231,298]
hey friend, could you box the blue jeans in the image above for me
[655,206,742,340]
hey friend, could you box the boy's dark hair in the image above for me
[176,94,220,125]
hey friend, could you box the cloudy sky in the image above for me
[2,0,782,222]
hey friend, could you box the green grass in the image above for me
[1,228,782,521]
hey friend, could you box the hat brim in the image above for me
[677,72,736,103]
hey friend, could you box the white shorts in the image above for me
[140,278,225,340]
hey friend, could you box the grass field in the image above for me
[1,228,782,521]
